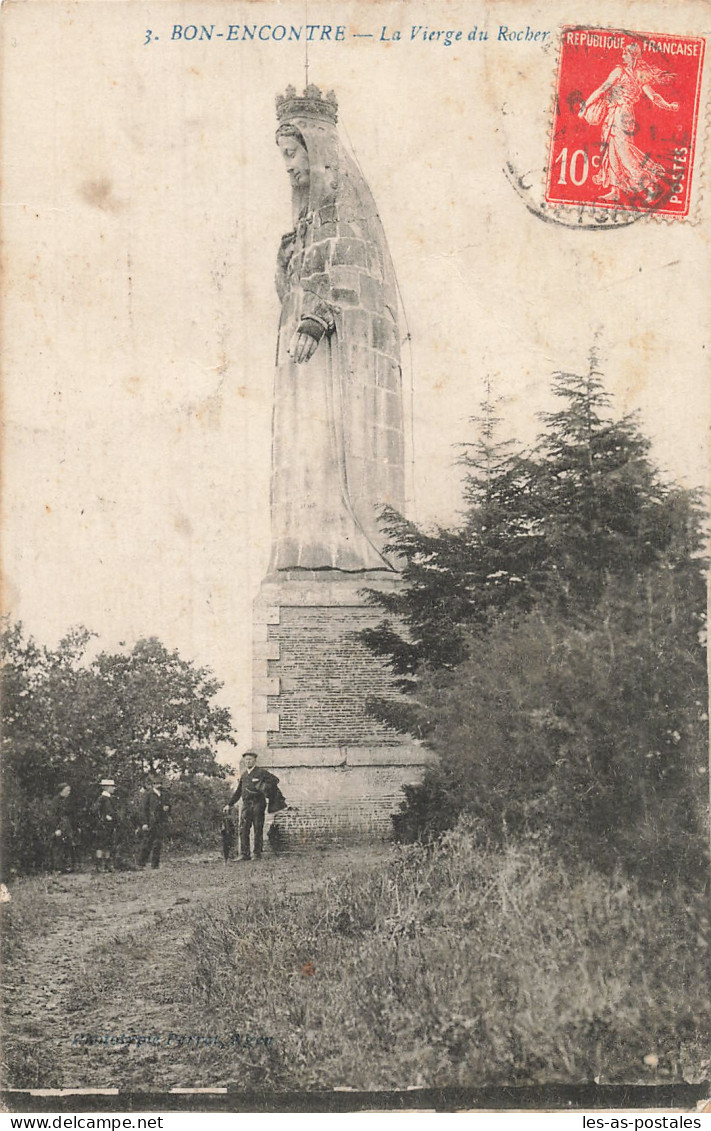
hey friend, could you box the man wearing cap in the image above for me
[223,752,280,861]
[93,779,117,872]
[49,782,77,873]
[138,776,171,870]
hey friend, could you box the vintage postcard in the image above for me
[1,0,709,1113]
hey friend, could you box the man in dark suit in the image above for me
[224,752,280,861]
[49,782,77,872]
[93,778,117,872]
[138,776,171,869]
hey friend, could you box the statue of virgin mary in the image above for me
[270,85,406,572]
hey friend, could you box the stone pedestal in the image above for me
[252,570,434,844]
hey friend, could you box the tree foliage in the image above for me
[366,359,709,883]
[1,626,236,874]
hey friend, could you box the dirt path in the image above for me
[2,844,390,1092]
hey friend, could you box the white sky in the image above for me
[3,0,709,755]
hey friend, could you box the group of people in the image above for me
[48,775,171,874]
[48,752,287,874]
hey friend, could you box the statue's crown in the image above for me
[276,84,338,124]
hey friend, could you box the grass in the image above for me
[1,875,55,964]
[2,833,708,1092]
[177,822,710,1090]
[1,879,63,1089]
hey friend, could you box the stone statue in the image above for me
[270,85,406,572]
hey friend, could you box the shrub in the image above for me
[165,777,234,853]
[393,591,709,888]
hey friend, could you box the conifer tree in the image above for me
[532,348,671,608]
[365,360,708,881]
[361,382,533,683]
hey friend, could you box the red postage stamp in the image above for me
[546,28,706,218]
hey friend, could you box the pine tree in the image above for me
[532,348,670,608]
[458,381,543,618]
[365,361,709,882]
[361,382,534,683]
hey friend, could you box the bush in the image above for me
[165,777,234,853]
[392,592,709,889]
[391,778,460,844]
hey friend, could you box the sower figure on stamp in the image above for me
[138,775,171,870]
[49,782,77,873]
[93,778,117,873]
[578,41,679,205]
[223,752,281,861]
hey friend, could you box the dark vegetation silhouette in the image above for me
[361,358,708,886]
[1,628,236,876]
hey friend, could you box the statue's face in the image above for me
[278,134,310,191]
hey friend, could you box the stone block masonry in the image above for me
[251,570,435,843]
[268,604,401,747]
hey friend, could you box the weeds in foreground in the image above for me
[179,824,710,1090]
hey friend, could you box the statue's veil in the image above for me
[273,111,408,571]
[280,115,399,317]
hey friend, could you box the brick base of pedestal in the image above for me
[252,571,435,845]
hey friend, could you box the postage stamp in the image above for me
[546,27,706,218]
